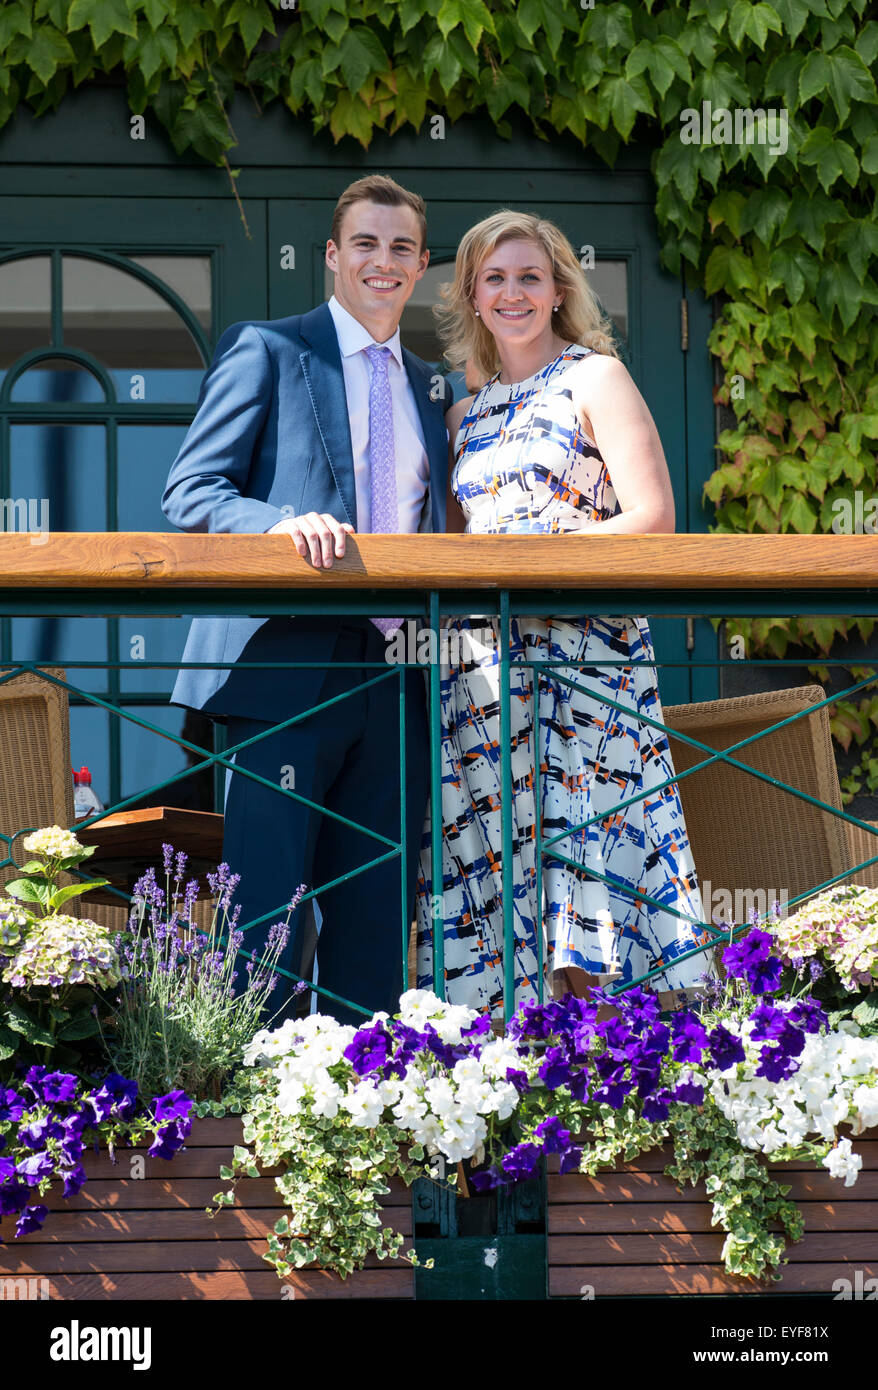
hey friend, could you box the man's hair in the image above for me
[330,175,427,253]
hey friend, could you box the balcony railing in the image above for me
[2,532,878,1023]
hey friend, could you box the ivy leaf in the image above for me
[770,0,812,41]
[824,45,877,123]
[862,133,878,176]
[174,2,212,50]
[852,992,878,1026]
[398,0,429,33]
[654,134,701,202]
[602,73,653,139]
[436,0,494,47]
[23,22,75,83]
[338,26,388,92]
[583,3,635,52]
[518,0,565,56]
[131,26,177,84]
[817,262,870,330]
[766,244,817,303]
[329,88,373,146]
[707,189,746,237]
[626,37,691,97]
[798,50,831,105]
[840,414,878,453]
[0,2,32,48]
[224,0,275,57]
[0,1026,17,1061]
[836,217,878,284]
[855,19,878,68]
[67,0,138,48]
[788,400,826,443]
[776,190,844,253]
[728,1,783,49]
[704,244,758,294]
[779,491,817,533]
[765,50,807,113]
[798,126,859,192]
[289,56,325,109]
[740,185,790,243]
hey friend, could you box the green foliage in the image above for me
[2,1,877,758]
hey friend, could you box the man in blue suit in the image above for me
[162,174,450,1025]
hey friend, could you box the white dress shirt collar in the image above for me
[327,294,404,369]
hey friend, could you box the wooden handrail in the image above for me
[0,532,877,589]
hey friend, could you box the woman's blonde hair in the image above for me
[435,210,621,383]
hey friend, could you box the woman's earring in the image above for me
[474,309,480,318]
[553,304,560,313]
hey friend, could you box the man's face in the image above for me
[325,200,429,334]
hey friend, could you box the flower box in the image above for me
[548,1129,878,1297]
[0,1118,414,1300]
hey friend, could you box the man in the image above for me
[162,174,450,1025]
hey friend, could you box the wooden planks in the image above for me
[548,1133,878,1297]
[0,1118,414,1300]
[2,532,878,590]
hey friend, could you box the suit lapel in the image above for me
[299,304,358,529]
[403,348,448,534]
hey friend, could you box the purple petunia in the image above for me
[152,1090,193,1125]
[746,955,784,995]
[671,1012,708,1064]
[642,1087,675,1123]
[504,1068,531,1095]
[786,997,827,1034]
[674,1078,705,1105]
[345,1023,391,1076]
[15,1151,55,1185]
[534,1117,572,1154]
[500,1142,541,1181]
[0,1088,25,1123]
[40,1072,79,1105]
[722,928,772,977]
[61,1163,88,1198]
[558,1146,582,1176]
[468,1166,503,1193]
[148,1119,188,1160]
[15,1204,48,1237]
[707,1023,746,1072]
[538,1047,572,1090]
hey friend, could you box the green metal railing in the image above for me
[2,533,878,1025]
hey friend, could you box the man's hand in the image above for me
[267,513,355,568]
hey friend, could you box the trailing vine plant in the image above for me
[2,0,877,787]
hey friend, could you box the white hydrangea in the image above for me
[22,825,85,859]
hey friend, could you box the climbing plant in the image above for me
[2,0,878,788]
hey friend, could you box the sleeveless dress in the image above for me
[414,343,713,1017]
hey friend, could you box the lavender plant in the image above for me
[105,846,304,1101]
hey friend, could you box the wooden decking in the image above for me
[0,1118,414,1300]
[548,1136,878,1296]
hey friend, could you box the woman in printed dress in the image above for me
[414,210,714,1021]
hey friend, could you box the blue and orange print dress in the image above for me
[414,343,713,1017]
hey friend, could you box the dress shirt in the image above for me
[326,294,430,533]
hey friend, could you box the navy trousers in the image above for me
[222,618,429,1027]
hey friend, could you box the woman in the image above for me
[414,210,714,1019]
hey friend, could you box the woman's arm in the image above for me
[570,354,676,534]
[444,396,473,535]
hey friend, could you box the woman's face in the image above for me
[471,238,561,349]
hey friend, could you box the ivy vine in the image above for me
[2,0,878,791]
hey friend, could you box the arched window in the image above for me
[0,250,215,816]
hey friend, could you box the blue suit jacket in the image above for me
[162,302,450,723]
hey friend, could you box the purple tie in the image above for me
[365,344,403,637]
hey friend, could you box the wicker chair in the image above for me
[662,684,878,926]
[0,666,77,902]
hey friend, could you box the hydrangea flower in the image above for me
[1,914,121,991]
[21,826,86,860]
